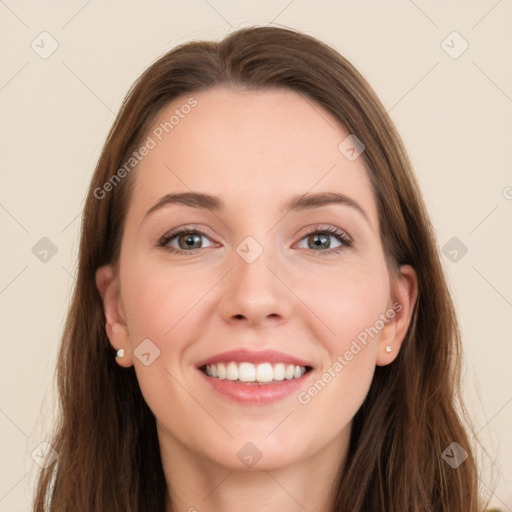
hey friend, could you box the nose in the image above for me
[218,244,294,328]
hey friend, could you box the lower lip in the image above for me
[198,368,313,404]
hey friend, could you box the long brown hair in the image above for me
[33,25,489,511]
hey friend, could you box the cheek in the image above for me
[297,261,390,350]
[296,346,375,453]
[296,277,383,436]
[119,266,203,422]
[121,260,207,342]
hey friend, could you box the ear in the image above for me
[376,264,418,366]
[95,264,133,367]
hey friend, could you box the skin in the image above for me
[96,86,418,512]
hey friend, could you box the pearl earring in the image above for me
[116,348,125,359]
[385,345,392,353]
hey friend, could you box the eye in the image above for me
[158,227,216,255]
[295,225,352,255]
[157,224,352,256]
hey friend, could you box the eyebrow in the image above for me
[143,191,370,224]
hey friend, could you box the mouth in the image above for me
[195,348,315,403]
[199,361,314,385]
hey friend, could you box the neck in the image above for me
[160,425,350,512]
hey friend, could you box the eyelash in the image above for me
[157,225,352,256]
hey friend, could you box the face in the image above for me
[96,86,417,472]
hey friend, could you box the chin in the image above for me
[199,436,308,472]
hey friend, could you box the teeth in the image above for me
[204,362,307,383]
[256,362,273,383]
[239,362,256,382]
[217,362,226,379]
[273,363,285,381]
[226,361,238,380]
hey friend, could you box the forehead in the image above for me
[128,86,378,230]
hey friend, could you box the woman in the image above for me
[33,25,488,511]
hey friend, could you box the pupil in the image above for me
[182,234,200,249]
[311,234,328,249]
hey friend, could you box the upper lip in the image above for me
[195,349,313,369]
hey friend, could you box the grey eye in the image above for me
[297,232,343,251]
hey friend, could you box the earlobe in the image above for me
[376,264,418,367]
[95,265,133,367]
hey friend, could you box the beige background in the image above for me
[1,1,511,510]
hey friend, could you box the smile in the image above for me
[201,361,312,384]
